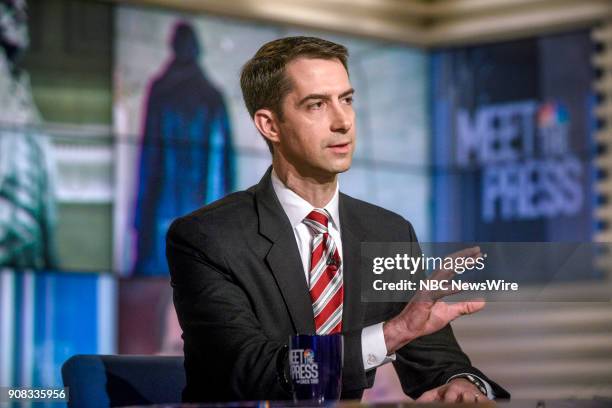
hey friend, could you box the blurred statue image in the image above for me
[133,21,235,276]
[0,0,57,269]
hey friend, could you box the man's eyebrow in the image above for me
[297,88,355,106]
[339,88,355,99]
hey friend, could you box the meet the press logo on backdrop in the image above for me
[457,100,582,221]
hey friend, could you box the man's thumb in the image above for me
[450,299,486,319]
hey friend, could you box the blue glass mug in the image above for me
[288,334,344,404]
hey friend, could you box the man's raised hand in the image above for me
[383,246,486,354]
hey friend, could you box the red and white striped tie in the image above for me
[303,209,343,335]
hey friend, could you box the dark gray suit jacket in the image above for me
[166,167,510,402]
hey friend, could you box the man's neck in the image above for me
[272,157,337,208]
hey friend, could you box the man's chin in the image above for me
[327,161,352,175]
[335,164,351,174]
[303,158,352,178]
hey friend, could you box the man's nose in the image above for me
[330,102,352,133]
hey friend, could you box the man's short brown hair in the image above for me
[240,36,349,153]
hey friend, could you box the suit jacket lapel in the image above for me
[255,167,316,334]
[339,193,366,332]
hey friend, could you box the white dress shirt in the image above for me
[270,169,495,398]
[271,169,393,371]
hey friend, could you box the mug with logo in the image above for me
[288,334,344,403]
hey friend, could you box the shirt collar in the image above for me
[271,167,340,231]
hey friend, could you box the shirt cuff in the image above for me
[361,322,396,371]
[446,373,496,400]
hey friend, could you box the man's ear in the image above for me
[253,108,281,147]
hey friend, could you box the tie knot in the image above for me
[303,208,330,234]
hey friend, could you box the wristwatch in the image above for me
[454,374,488,396]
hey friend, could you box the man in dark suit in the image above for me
[166,36,510,403]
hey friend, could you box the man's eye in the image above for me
[343,96,354,105]
[309,101,323,109]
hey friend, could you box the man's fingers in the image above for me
[428,266,455,281]
[443,389,460,403]
[448,299,486,319]
[442,246,482,270]
[415,389,440,402]
[461,391,477,403]
[431,283,463,301]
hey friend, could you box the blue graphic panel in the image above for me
[0,270,116,389]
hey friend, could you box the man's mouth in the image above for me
[328,142,351,153]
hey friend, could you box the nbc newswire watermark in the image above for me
[361,242,611,302]
[371,252,518,292]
